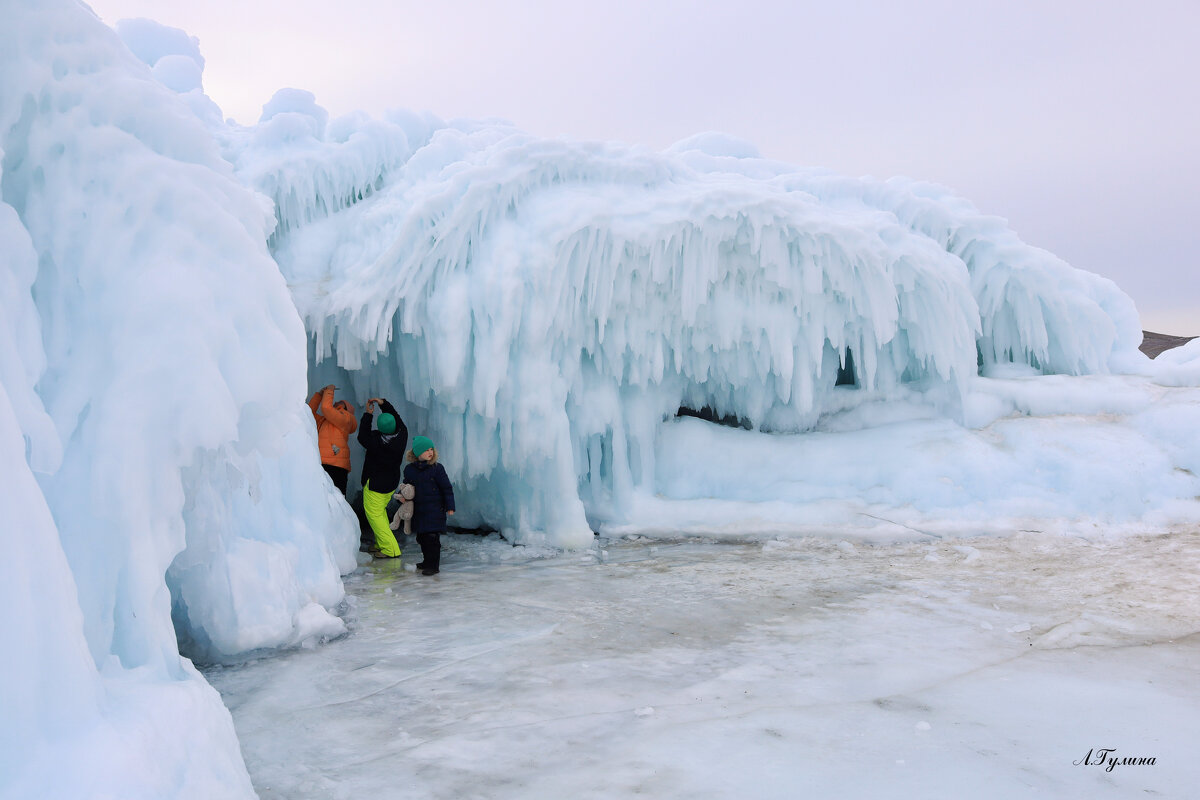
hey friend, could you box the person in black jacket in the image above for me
[401,435,455,575]
[358,397,408,558]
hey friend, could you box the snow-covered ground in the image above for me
[207,531,1199,799]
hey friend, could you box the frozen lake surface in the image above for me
[206,531,1200,799]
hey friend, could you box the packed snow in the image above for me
[2,3,1198,799]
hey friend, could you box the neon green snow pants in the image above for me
[363,481,401,557]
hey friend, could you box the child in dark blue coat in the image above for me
[402,436,456,575]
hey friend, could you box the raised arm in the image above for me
[307,391,323,424]
[320,387,357,434]
[357,406,376,448]
[376,399,407,446]
[318,386,337,416]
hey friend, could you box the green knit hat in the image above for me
[377,413,397,435]
[412,435,434,456]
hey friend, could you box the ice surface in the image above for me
[207,534,1200,799]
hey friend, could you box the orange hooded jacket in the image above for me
[308,388,357,470]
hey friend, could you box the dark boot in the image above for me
[416,531,441,574]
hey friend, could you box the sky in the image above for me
[84,0,1198,335]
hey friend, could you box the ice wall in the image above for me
[258,117,1142,545]
[1,2,357,795]
[0,377,258,799]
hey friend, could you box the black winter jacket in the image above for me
[402,460,456,534]
[357,400,408,492]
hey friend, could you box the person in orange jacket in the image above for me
[307,384,357,495]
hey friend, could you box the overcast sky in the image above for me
[86,0,1198,334]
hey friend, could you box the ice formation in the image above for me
[3,2,1199,797]
[246,103,1150,545]
[2,3,356,796]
